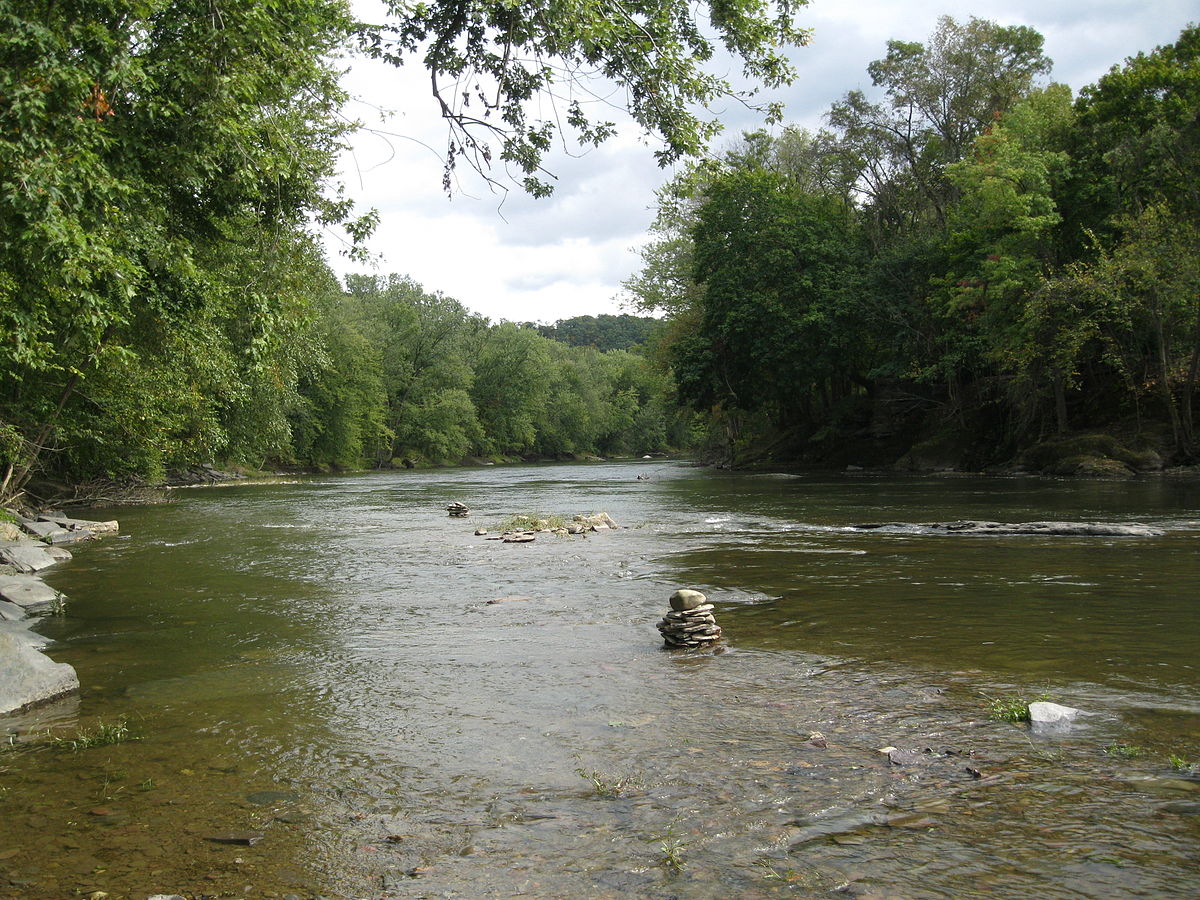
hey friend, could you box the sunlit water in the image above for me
[3,463,1199,899]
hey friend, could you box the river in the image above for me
[2,461,1199,899]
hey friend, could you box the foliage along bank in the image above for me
[0,0,810,505]
[625,18,1200,475]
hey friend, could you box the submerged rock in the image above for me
[850,520,1162,537]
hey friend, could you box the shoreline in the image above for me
[0,512,118,717]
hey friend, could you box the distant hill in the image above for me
[532,314,663,352]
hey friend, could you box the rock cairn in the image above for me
[447,501,470,518]
[657,589,722,649]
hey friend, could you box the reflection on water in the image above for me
[2,464,1198,898]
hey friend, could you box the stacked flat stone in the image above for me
[447,502,470,517]
[657,589,722,649]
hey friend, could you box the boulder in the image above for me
[0,575,63,612]
[0,630,79,715]
[1028,701,1080,730]
[0,542,58,574]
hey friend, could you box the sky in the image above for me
[327,0,1197,325]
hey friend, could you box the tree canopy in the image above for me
[626,19,1200,469]
[1,0,808,501]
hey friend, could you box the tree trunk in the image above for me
[1153,312,1186,455]
[3,372,82,503]
[1052,370,1069,436]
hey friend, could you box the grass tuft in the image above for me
[576,767,643,798]
[499,513,567,532]
[46,719,139,753]
[985,692,1050,723]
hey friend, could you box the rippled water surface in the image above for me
[3,463,1199,899]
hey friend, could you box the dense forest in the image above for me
[625,18,1200,474]
[0,0,805,504]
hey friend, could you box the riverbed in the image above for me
[2,462,1199,898]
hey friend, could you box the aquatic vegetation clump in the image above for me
[575,767,644,798]
[499,513,567,532]
[47,719,139,752]
[1168,755,1197,774]
[987,696,1034,722]
[1104,743,1146,759]
[652,821,688,873]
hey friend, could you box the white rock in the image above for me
[1028,701,1080,729]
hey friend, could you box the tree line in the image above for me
[625,18,1200,470]
[0,0,806,503]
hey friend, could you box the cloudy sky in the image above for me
[327,0,1196,324]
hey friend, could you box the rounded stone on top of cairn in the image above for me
[657,589,722,649]
[447,501,470,518]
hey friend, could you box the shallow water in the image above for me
[2,463,1199,899]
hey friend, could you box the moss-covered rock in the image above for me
[1020,434,1162,477]
[894,430,972,472]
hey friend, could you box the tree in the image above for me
[938,84,1075,430]
[680,166,862,424]
[365,0,811,194]
[0,0,364,499]
[1072,25,1200,233]
[829,15,1051,241]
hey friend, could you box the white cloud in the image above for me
[325,1,1197,323]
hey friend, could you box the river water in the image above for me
[3,462,1199,899]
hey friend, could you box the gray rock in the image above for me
[43,546,73,561]
[0,630,79,715]
[669,589,707,611]
[0,542,58,574]
[0,575,63,612]
[0,620,50,650]
[20,521,69,540]
[1028,701,1080,730]
[146,896,188,900]
[888,749,927,766]
[40,514,118,534]
[48,529,95,545]
[0,598,27,621]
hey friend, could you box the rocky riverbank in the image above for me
[0,511,118,716]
